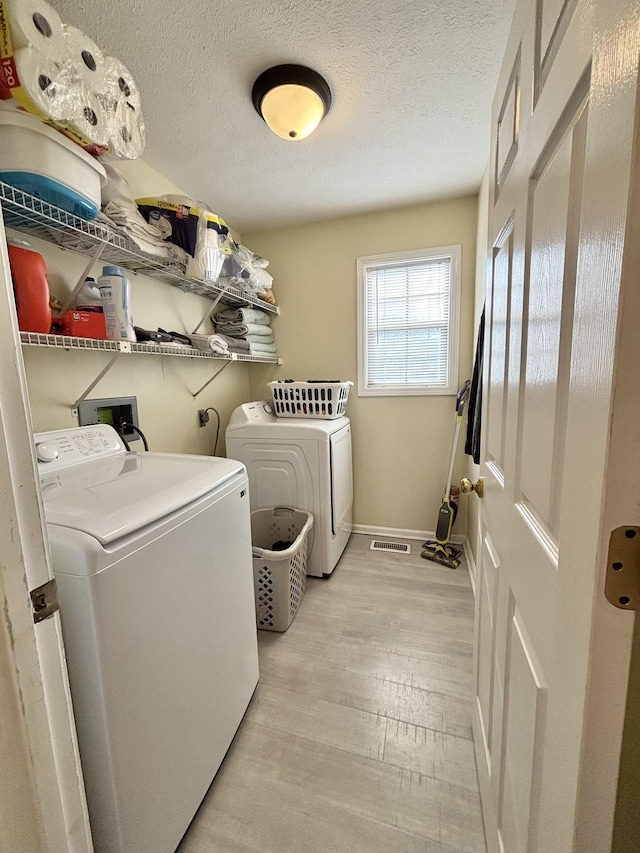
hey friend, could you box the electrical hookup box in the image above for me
[77,397,140,442]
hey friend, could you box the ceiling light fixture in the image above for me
[252,64,332,141]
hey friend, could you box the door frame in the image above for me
[0,210,92,852]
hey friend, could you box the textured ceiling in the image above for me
[49,0,515,232]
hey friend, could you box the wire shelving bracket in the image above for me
[19,332,281,412]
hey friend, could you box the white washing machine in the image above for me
[225,401,353,577]
[35,425,259,853]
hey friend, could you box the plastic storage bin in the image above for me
[268,380,353,419]
[0,110,106,219]
[251,506,314,632]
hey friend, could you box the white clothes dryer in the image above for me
[225,401,353,577]
[35,425,259,853]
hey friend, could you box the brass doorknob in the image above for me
[461,477,484,498]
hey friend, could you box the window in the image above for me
[357,245,461,396]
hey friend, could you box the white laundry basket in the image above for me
[268,380,353,419]
[251,506,314,632]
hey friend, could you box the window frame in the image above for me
[356,244,461,397]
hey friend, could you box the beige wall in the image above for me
[244,197,478,533]
[18,159,250,455]
[18,158,481,529]
[116,159,186,198]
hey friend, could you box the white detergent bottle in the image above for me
[75,277,103,312]
[98,265,136,341]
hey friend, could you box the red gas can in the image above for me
[7,242,52,333]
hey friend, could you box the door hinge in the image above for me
[605,526,640,610]
[30,578,59,624]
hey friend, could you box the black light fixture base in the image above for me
[252,64,332,119]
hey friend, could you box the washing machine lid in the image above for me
[226,401,349,439]
[40,451,244,545]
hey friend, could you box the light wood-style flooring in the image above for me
[178,534,486,853]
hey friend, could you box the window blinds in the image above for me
[364,256,452,389]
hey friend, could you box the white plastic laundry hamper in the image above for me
[268,381,353,419]
[251,506,314,632]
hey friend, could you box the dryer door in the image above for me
[330,424,353,535]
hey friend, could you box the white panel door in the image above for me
[475,0,640,851]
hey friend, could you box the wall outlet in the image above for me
[198,409,209,428]
[78,396,139,441]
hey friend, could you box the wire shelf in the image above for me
[0,181,278,314]
[20,332,121,352]
[19,332,281,364]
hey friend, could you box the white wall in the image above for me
[244,196,478,533]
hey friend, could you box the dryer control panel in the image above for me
[34,425,126,474]
[227,401,275,428]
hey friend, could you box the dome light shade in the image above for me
[260,84,325,140]
[252,65,331,141]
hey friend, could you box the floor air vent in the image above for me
[370,540,411,554]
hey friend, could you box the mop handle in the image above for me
[444,380,472,498]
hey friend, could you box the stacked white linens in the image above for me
[217,334,249,352]
[189,333,230,356]
[100,206,186,261]
[214,306,277,355]
[244,341,277,354]
[214,321,274,339]
[215,307,271,325]
[100,164,188,263]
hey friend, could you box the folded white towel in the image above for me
[217,333,249,351]
[215,307,271,326]
[243,331,275,345]
[247,341,277,354]
[227,340,277,355]
[100,163,184,260]
[99,209,175,259]
[215,321,274,337]
[189,334,229,355]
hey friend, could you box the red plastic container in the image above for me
[58,310,108,339]
[7,243,52,333]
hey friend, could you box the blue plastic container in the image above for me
[0,171,99,220]
[0,110,106,221]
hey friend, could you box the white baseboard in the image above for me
[463,537,477,597]
[352,523,465,544]
[351,524,474,587]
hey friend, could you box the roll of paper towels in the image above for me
[64,25,107,90]
[70,90,110,147]
[5,0,66,62]
[111,97,145,159]
[10,48,109,149]
[103,55,142,111]
[12,46,68,120]
[1,1,146,159]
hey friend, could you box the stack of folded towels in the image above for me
[99,164,189,264]
[212,306,277,356]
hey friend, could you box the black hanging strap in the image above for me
[465,307,485,465]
